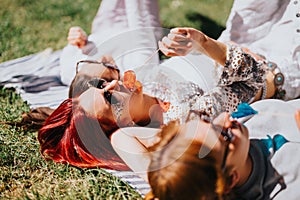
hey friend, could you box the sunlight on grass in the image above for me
[0,0,99,62]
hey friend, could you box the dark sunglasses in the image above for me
[76,60,120,74]
[87,77,118,105]
[185,110,238,171]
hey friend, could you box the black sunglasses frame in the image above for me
[185,110,236,172]
[87,77,116,104]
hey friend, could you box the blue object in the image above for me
[261,134,289,157]
[231,103,258,119]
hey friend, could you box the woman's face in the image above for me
[78,80,135,133]
[183,112,250,170]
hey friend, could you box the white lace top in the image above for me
[140,45,267,124]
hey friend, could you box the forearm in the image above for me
[159,27,227,65]
[196,35,227,66]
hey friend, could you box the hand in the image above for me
[67,26,88,48]
[158,27,208,57]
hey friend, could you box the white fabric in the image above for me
[91,0,160,33]
[247,99,300,140]
[218,0,300,100]
[0,49,69,109]
[246,99,300,200]
[159,54,216,92]
[59,0,162,86]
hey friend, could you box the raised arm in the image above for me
[159,27,227,65]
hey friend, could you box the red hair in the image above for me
[38,98,129,170]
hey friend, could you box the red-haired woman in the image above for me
[38,78,163,170]
[38,98,129,170]
[39,27,275,171]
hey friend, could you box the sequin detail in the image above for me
[191,45,267,118]
[142,44,267,122]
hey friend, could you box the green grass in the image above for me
[0,88,142,199]
[0,0,233,199]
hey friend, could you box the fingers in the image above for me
[158,40,192,56]
[67,26,87,48]
[162,34,191,48]
[170,28,189,36]
[103,80,119,92]
[159,28,193,57]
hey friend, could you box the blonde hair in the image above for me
[145,120,231,200]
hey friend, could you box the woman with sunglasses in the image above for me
[111,99,300,200]
[38,26,273,170]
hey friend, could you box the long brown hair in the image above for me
[38,98,129,170]
[146,120,231,200]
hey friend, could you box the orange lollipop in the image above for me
[123,70,136,91]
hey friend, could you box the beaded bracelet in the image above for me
[261,61,286,100]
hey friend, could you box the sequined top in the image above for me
[218,0,300,100]
[140,44,267,124]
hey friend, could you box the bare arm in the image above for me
[159,27,227,65]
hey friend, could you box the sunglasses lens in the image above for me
[104,91,112,102]
[88,78,106,89]
[87,77,121,105]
